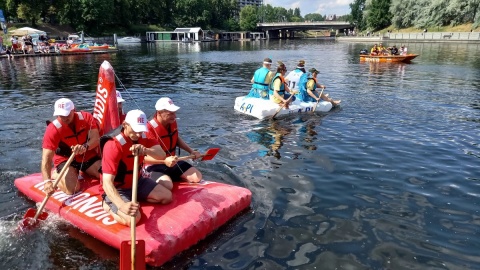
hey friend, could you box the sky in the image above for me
[264,0,353,17]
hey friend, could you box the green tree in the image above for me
[304,13,324,22]
[239,5,257,31]
[349,0,366,30]
[17,3,39,25]
[293,7,301,18]
[365,0,392,31]
[390,0,427,29]
[80,0,114,32]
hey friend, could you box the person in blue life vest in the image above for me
[298,68,341,106]
[269,61,296,109]
[285,60,306,92]
[246,57,275,99]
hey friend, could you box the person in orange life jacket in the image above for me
[144,97,202,190]
[116,90,126,122]
[42,98,101,195]
[101,109,170,226]
[269,61,296,109]
[304,68,341,106]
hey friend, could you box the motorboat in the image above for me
[116,36,142,44]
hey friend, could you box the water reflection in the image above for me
[246,120,293,159]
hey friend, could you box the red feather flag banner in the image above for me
[93,60,120,135]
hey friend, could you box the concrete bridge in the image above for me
[257,21,352,39]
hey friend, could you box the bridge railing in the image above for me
[257,21,350,27]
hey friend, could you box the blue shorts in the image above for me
[102,177,157,214]
[145,161,192,182]
[284,93,296,101]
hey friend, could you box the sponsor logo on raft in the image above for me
[93,76,110,126]
[34,181,117,226]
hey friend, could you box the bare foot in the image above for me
[332,100,341,106]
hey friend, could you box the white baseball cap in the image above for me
[53,98,75,116]
[125,109,148,132]
[155,97,180,112]
[116,90,125,103]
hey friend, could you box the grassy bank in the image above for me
[380,23,477,34]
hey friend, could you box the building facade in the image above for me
[237,0,263,9]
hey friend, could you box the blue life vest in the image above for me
[268,73,285,98]
[246,67,271,99]
[299,72,317,102]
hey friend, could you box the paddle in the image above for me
[312,87,325,113]
[271,93,295,120]
[176,148,220,161]
[20,152,76,229]
[120,154,146,270]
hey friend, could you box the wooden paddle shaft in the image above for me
[312,87,325,113]
[131,154,139,270]
[34,153,76,220]
[272,93,295,119]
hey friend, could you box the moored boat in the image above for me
[359,53,419,63]
[234,96,333,119]
[87,44,109,50]
[15,173,251,267]
[59,47,92,54]
[117,36,142,44]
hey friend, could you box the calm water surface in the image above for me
[0,40,479,270]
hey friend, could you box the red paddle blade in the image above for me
[200,148,220,161]
[120,240,146,270]
[19,208,49,230]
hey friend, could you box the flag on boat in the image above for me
[93,60,120,135]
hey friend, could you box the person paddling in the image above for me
[42,98,101,195]
[101,109,170,226]
[144,97,203,190]
[299,68,341,106]
[269,61,296,109]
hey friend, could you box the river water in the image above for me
[0,40,479,270]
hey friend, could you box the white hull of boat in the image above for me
[117,37,142,44]
[234,96,333,119]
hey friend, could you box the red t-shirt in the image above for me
[42,111,99,166]
[102,133,158,186]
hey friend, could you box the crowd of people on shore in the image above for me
[0,34,61,59]
[42,93,204,226]
[246,58,341,108]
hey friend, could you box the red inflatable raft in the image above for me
[15,173,252,267]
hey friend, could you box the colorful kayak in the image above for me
[60,48,92,54]
[14,173,251,267]
[88,45,109,50]
[359,54,419,63]
[234,96,333,119]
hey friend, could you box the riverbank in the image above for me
[336,31,480,43]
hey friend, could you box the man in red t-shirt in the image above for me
[144,97,202,191]
[101,109,170,226]
[42,98,101,195]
